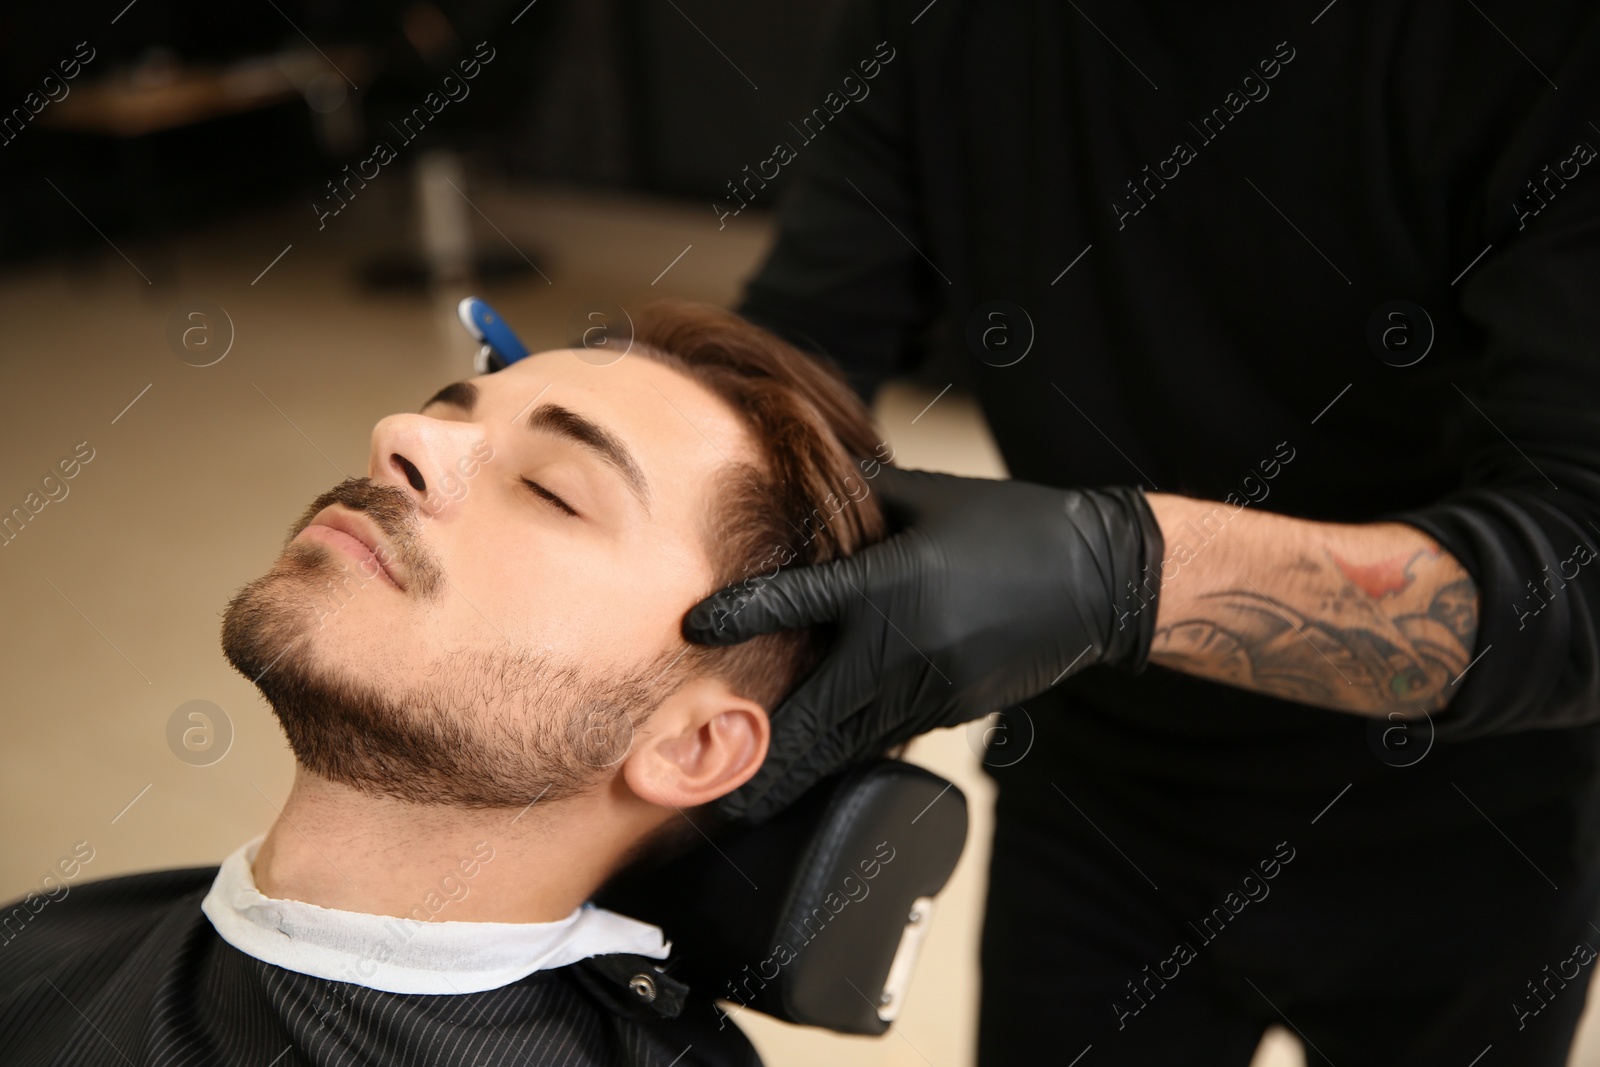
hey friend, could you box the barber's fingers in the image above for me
[682,550,872,646]
[722,718,864,825]
[682,466,957,648]
[715,649,877,823]
[865,464,955,529]
[740,718,870,825]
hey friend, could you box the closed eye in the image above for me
[520,477,578,517]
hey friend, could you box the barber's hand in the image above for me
[682,466,1165,824]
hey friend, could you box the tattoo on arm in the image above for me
[1149,545,1479,716]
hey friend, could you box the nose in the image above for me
[368,413,490,519]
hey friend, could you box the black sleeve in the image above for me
[1383,13,1600,738]
[735,0,940,401]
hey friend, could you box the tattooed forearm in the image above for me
[1143,495,1480,717]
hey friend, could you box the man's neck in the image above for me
[250,769,641,924]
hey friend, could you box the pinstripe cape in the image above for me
[0,868,762,1067]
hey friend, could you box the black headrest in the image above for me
[594,759,968,1035]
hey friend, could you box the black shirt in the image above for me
[0,868,760,1067]
[737,0,1600,927]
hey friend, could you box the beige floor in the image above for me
[1,180,1594,1066]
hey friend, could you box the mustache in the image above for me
[286,477,445,597]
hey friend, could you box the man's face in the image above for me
[221,347,758,807]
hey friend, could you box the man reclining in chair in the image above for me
[0,300,890,1067]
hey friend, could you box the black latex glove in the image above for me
[682,466,1166,824]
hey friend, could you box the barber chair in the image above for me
[594,759,968,1035]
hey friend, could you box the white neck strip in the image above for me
[200,834,669,995]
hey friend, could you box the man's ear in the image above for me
[621,676,769,809]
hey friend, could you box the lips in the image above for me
[300,506,406,590]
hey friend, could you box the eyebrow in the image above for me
[421,381,651,511]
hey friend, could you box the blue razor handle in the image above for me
[457,297,531,374]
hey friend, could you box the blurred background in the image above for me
[0,2,1591,1064]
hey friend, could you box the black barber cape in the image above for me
[738,0,1600,981]
[0,867,759,1067]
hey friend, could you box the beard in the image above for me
[221,476,683,809]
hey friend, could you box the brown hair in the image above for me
[628,299,890,710]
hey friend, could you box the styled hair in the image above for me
[628,300,890,711]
